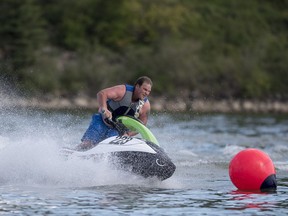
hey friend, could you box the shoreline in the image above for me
[1,95,288,114]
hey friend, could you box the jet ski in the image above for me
[62,116,176,181]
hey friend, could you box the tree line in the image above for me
[0,0,287,100]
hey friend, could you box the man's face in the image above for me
[135,82,152,100]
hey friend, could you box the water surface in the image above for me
[0,107,287,215]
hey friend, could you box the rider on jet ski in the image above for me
[76,76,153,150]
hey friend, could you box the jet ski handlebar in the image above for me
[104,118,129,136]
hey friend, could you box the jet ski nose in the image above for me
[155,159,176,181]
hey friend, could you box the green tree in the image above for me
[0,0,45,69]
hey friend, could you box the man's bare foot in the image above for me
[75,141,95,151]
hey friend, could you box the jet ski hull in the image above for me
[63,136,176,180]
[111,141,176,180]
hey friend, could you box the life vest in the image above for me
[107,84,148,120]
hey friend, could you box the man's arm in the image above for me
[126,100,150,136]
[97,85,126,119]
[138,100,151,125]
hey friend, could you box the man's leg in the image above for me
[76,114,107,150]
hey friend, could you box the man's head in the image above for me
[134,76,153,87]
[133,76,152,100]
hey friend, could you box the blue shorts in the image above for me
[81,113,118,144]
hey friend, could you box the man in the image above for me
[76,76,152,150]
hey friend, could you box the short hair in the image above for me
[134,76,153,87]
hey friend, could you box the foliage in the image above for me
[0,0,45,72]
[0,0,288,100]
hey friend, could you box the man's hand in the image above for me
[124,131,138,137]
[101,108,112,119]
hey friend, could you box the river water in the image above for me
[0,107,287,215]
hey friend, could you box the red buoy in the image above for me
[229,148,277,191]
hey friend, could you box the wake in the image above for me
[0,108,176,189]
